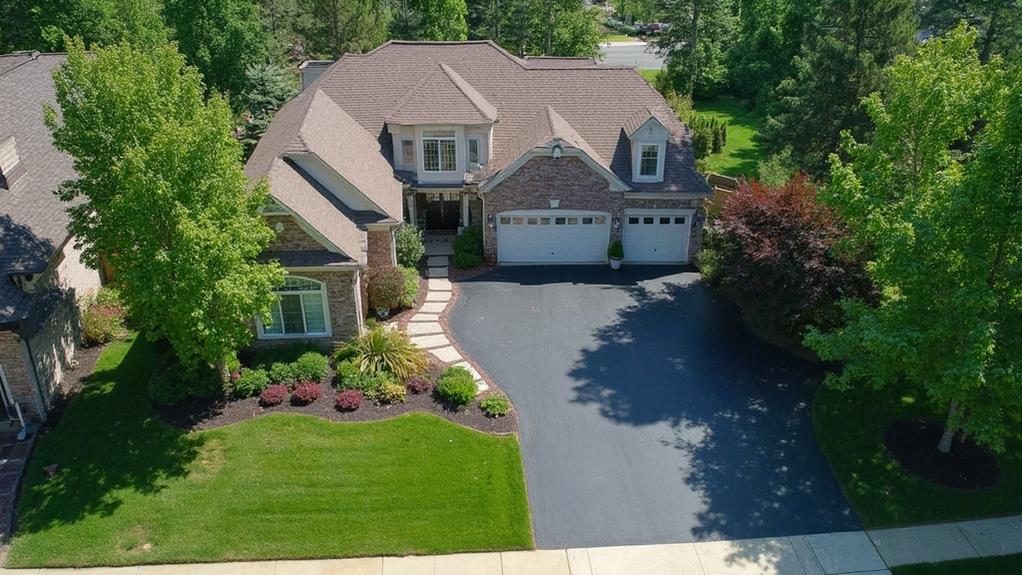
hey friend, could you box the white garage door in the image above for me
[623,210,693,263]
[497,210,611,264]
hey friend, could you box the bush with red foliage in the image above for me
[259,384,289,406]
[405,375,434,394]
[336,389,364,411]
[705,174,873,337]
[291,381,322,405]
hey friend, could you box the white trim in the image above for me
[0,365,15,422]
[626,115,673,139]
[626,192,709,200]
[256,275,333,339]
[287,153,391,217]
[353,271,366,335]
[419,127,460,176]
[479,147,631,193]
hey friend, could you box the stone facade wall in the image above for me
[482,156,707,263]
[366,229,395,269]
[265,215,330,251]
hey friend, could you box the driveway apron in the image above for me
[449,266,858,549]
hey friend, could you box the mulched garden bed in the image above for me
[884,419,1001,489]
[158,358,517,436]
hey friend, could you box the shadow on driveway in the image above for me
[450,266,858,549]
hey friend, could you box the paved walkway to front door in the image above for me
[6,515,1020,574]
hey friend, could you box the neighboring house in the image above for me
[0,52,104,425]
[249,40,711,343]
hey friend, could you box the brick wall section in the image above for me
[265,215,330,251]
[0,332,41,420]
[482,156,707,262]
[366,229,395,269]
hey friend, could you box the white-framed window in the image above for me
[422,129,457,172]
[259,276,330,337]
[401,139,415,166]
[639,143,660,177]
[467,138,481,165]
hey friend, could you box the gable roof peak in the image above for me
[385,62,498,126]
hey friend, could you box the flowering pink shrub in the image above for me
[405,376,434,394]
[336,389,364,411]
[291,381,321,405]
[260,384,289,406]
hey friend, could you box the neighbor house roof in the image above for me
[310,41,709,194]
[0,53,76,326]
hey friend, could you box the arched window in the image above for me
[259,276,330,337]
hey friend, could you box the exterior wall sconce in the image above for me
[549,199,560,209]
[612,217,621,230]
[551,143,563,159]
[487,213,496,230]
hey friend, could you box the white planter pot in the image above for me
[609,258,622,270]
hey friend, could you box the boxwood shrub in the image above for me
[437,366,477,406]
[293,352,329,383]
[232,367,270,398]
[453,226,483,269]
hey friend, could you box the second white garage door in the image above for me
[623,209,693,263]
[497,210,611,264]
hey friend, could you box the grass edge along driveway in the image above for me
[8,335,532,568]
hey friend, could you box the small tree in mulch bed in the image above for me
[884,420,1001,489]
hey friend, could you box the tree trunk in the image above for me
[215,357,230,386]
[937,400,959,454]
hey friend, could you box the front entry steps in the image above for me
[404,257,487,394]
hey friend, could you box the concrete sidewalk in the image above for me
[3,515,1020,574]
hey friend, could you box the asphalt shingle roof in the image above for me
[0,53,77,326]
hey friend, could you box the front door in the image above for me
[423,193,461,230]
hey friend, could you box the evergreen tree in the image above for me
[392,0,425,40]
[295,0,391,58]
[925,0,1021,62]
[241,63,299,158]
[765,0,917,176]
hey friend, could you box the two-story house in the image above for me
[247,41,711,343]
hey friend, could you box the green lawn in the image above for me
[892,555,1022,574]
[639,69,660,84]
[693,96,767,178]
[814,382,1022,528]
[603,32,636,43]
[8,336,532,567]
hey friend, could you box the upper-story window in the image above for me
[468,138,480,165]
[401,139,415,167]
[639,144,660,177]
[422,129,457,172]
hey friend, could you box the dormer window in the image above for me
[639,144,660,177]
[422,129,457,172]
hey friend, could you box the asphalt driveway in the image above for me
[449,266,858,549]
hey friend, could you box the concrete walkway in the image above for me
[404,249,488,394]
[5,516,1020,574]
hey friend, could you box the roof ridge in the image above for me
[343,39,529,69]
[439,63,498,122]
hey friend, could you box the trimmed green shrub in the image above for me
[368,265,405,312]
[268,362,299,386]
[293,352,329,383]
[399,265,420,308]
[437,366,477,406]
[335,358,391,400]
[376,381,407,404]
[232,367,270,398]
[394,223,426,267]
[453,226,483,269]
[608,240,624,259]
[480,396,511,417]
[149,356,221,406]
[81,287,128,345]
[345,327,428,380]
[331,342,358,365]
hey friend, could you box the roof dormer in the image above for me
[625,109,672,183]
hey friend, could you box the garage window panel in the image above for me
[674,217,686,224]
[582,217,593,224]
[628,217,639,224]
[643,217,655,224]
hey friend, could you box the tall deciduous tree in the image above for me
[805,26,1022,453]
[295,0,391,57]
[163,0,270,107]
[46,40,284,379]
[766,0,916,176]
[652,0,738,97]
[413,0,470,40]
[0,0,167,52]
